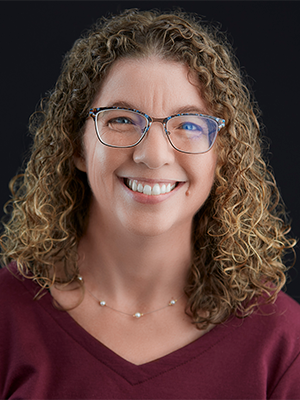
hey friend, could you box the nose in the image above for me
[132,121,175,169]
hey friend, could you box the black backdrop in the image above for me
[1,1,299,302]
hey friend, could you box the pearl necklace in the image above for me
[78,276,182,319]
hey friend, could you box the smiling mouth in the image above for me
[124,179,177,196]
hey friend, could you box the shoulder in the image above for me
[255,292,300,398]
[0,262,42,318]
[235,291,300,373]
[273,290,300,315]
[221,291,300,370]
[241,291,300,342]
[0,262,32,298]
[0,263,22,294]
[214,292,300,398]
[256,291,300,331]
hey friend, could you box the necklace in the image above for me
[78,276,182,319]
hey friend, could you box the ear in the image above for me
[73,154,87,172]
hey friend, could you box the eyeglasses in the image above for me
[89,107,225,154]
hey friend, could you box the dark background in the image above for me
[1,1,299,302]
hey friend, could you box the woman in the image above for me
[0,8,299,399]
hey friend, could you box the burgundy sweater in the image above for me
[1,264,300,399]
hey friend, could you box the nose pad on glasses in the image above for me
[132,123,175,169]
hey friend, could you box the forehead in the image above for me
[92,56,209,115]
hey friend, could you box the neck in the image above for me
[77,204,193,307]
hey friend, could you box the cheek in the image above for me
[81,132,105,187]
[186,151,217,188]
[84,142,127,196]
[86,149,108,189]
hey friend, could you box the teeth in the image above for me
[132,180,137,191]
[152,184,160,195]
[160,184,166,194]
[126,180,176,196]
[143,185,152,195]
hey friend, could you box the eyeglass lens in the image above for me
[95,109,218,153]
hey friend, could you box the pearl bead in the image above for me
[134,312,142,318]
[169,300,176,305]
[100,301,106,307]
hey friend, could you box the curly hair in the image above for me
[0,8,296,328]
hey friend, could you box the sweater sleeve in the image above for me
[269,351,300,399]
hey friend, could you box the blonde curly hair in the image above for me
[0,8,296,328]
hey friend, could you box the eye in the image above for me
[180,122,203,132]
[108,116,134,125]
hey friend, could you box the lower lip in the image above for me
[120,179,184,204]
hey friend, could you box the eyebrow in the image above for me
[174,105,208,115]
[105,101,208,116]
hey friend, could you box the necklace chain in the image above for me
[78,276,182,319]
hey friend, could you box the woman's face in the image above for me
[75,57,218,237]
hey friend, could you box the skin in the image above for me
[76,57,217,238]
[53,56,217,365]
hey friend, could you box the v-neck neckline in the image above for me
[23,272,240,385]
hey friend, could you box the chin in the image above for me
[129,226,170,238]
[119,211,191,239]
[122,221,170,238]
